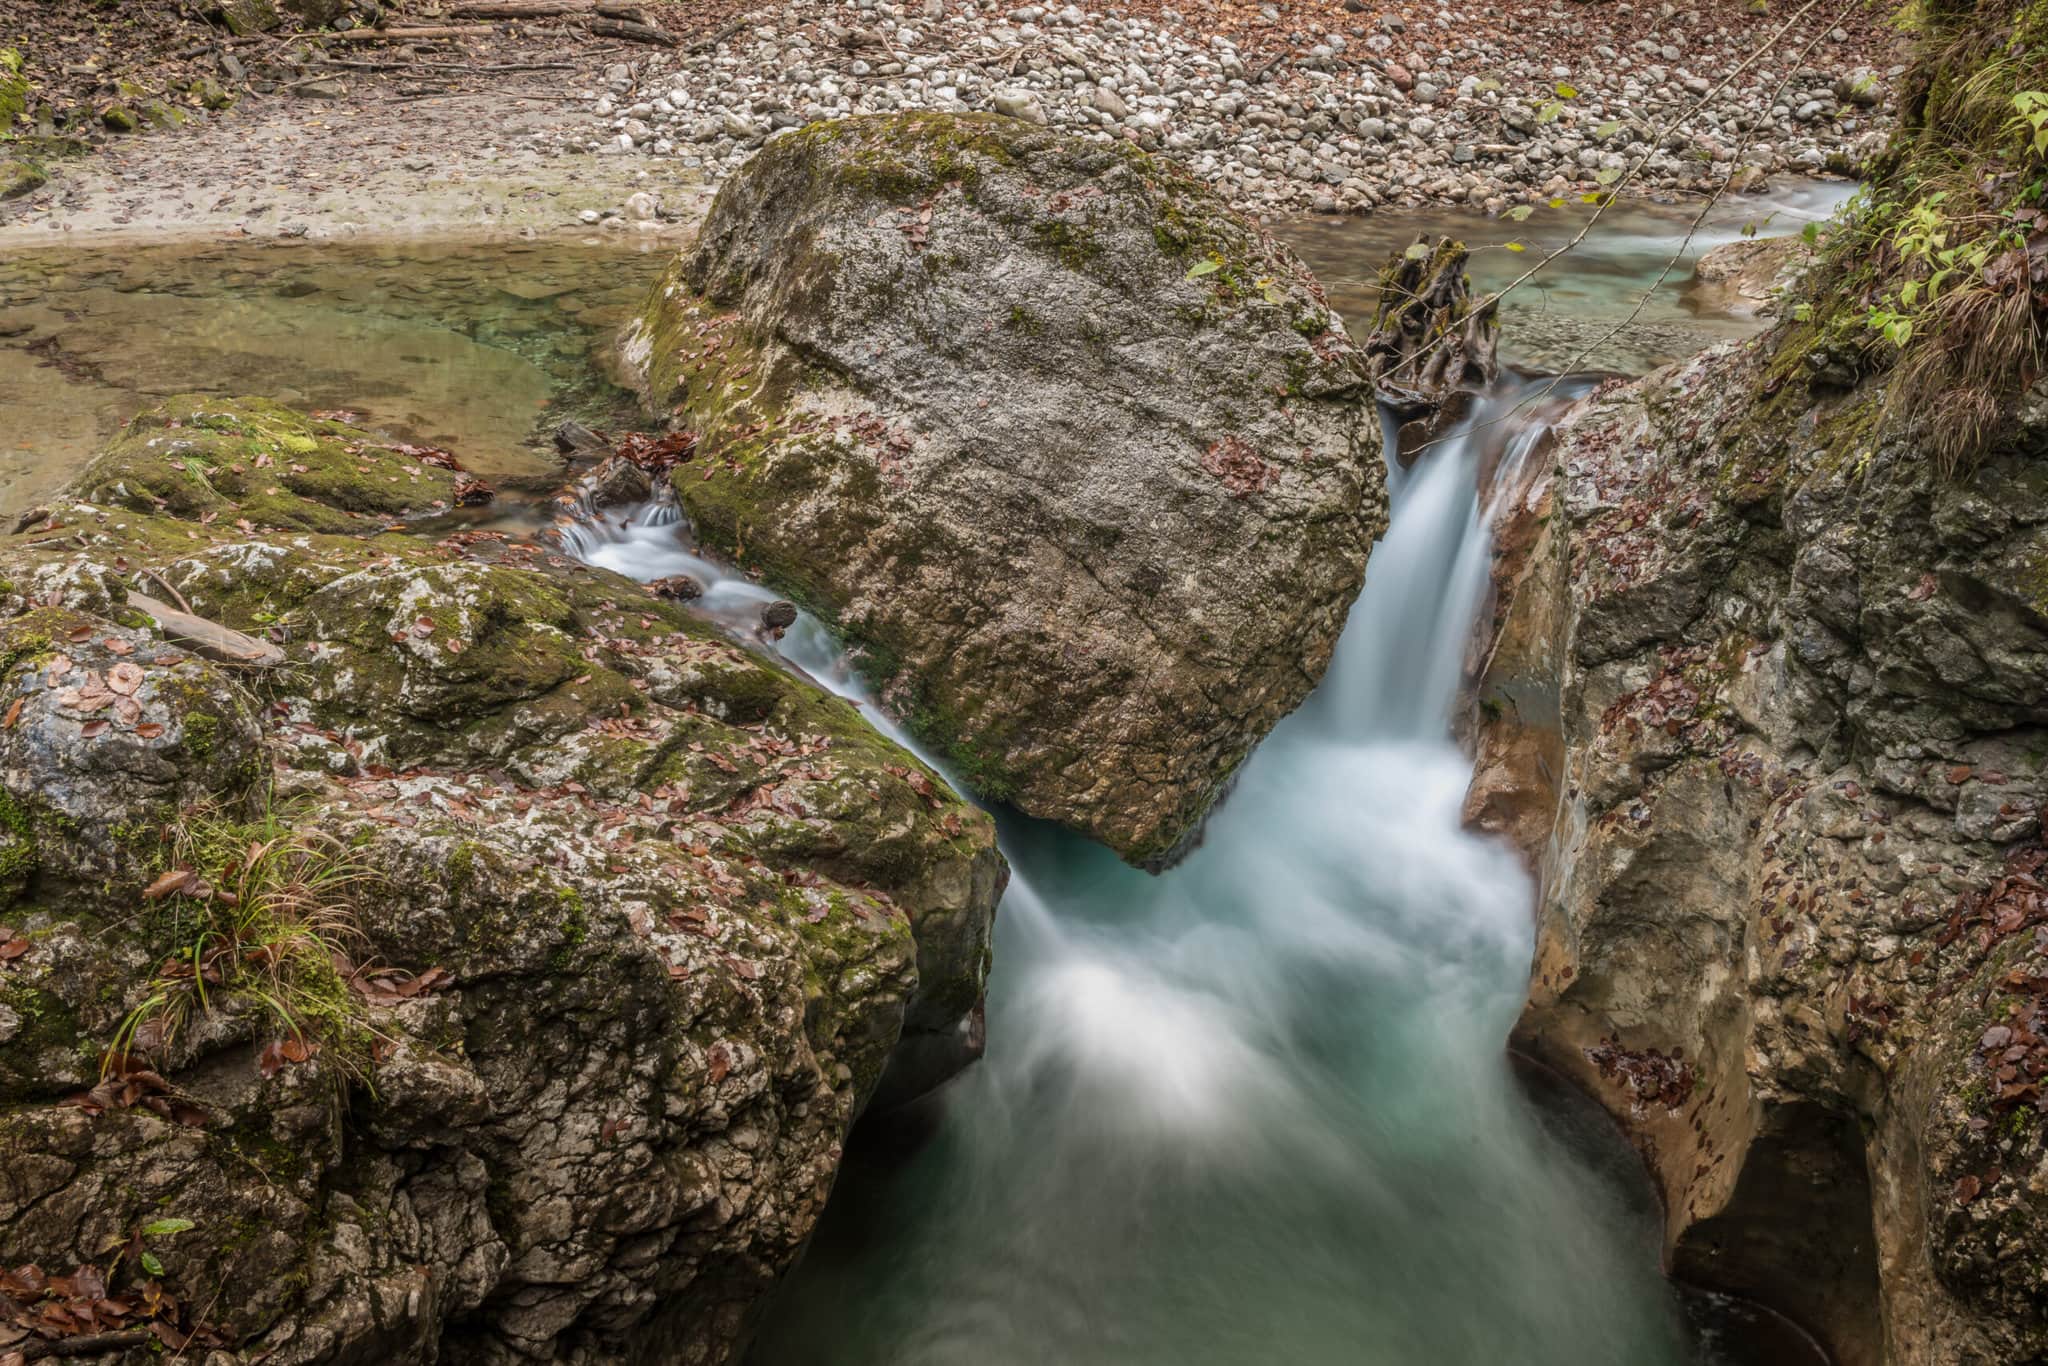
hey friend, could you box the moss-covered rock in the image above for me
[0,395,1005,1364]
[218,0,283,35]
[0,157,43,200]
[624,111,1385,867]
[0,48,27,131]
[76,394,463,534]
[1481,263,2048,1366]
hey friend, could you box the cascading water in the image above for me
[564,383,1792,1365]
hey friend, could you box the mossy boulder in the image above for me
[0,396,1005,1364]
[0,48,27,132]
[75,394,463,534]
[0,157,43,200]
[624,111,1385,867]
[218,0,283,35]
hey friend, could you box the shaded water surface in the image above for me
[0,237,670,512]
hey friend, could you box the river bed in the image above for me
[0,185,1850,1364]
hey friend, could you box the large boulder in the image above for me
[623,112,1385,865]
[0,397,1004,1364]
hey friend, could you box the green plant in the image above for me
[1785,0,2048,471]
[109,810,378,1075]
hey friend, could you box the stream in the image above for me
[0,180,1854,1364]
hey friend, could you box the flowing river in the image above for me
[563,377,1820,1365]
[0,180,1853,1363]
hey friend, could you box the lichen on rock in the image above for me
[0,396,1004,1364]
[622,111,1386,867]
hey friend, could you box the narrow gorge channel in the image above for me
[563,378,1817,1365]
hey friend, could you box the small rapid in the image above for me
[565,382,1755,1365]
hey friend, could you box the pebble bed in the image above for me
[570,0,1895,217]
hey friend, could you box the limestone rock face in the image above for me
[1467,340,2048,1366]
[0,397,1005,1364]
[626,112,1386,866]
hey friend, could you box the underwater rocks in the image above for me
[624,111,1385,866]
[0,395,1003,1364]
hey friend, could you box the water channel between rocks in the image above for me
[1,180,1854,1365]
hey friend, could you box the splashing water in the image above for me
[566,383,1791,1366]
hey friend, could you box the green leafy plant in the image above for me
[109,810,378,1076]
[1781,0,2048,471]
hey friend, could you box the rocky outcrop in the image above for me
[1467,335,2048,1364]
[0,396,1004,1364]
[623,111,1385,866]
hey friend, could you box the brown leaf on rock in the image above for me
[144,869,199,901]
[1954,1174,1983,1205]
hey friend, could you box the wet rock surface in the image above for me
[625,111,1386,865]
[0,395,1004,1364]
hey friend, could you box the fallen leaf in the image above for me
[144,869,198,901]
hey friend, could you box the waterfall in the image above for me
[560,386,1736,1366]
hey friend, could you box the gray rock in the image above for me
[991,86,1050,124]
[627,113,1386,864]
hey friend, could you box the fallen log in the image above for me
[126,589,287,669]
[308,24,502,41]
[448,0,646,18]
[585,16,677,45]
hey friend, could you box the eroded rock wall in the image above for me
[1470,340,2048,1364]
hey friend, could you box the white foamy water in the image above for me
[565,386,1761,1366]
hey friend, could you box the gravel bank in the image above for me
[574,0,1896,216]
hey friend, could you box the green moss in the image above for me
[183,710,220,761]
[2022,545,2048,618]
[445,840,482,899]
[77,395,458,534]
[0,48,26,132]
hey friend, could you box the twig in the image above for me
[299,25,505,42]
[305,56,578,72]
[169,33,270,61]
[138,566,195,616]
[685,18,746,55]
